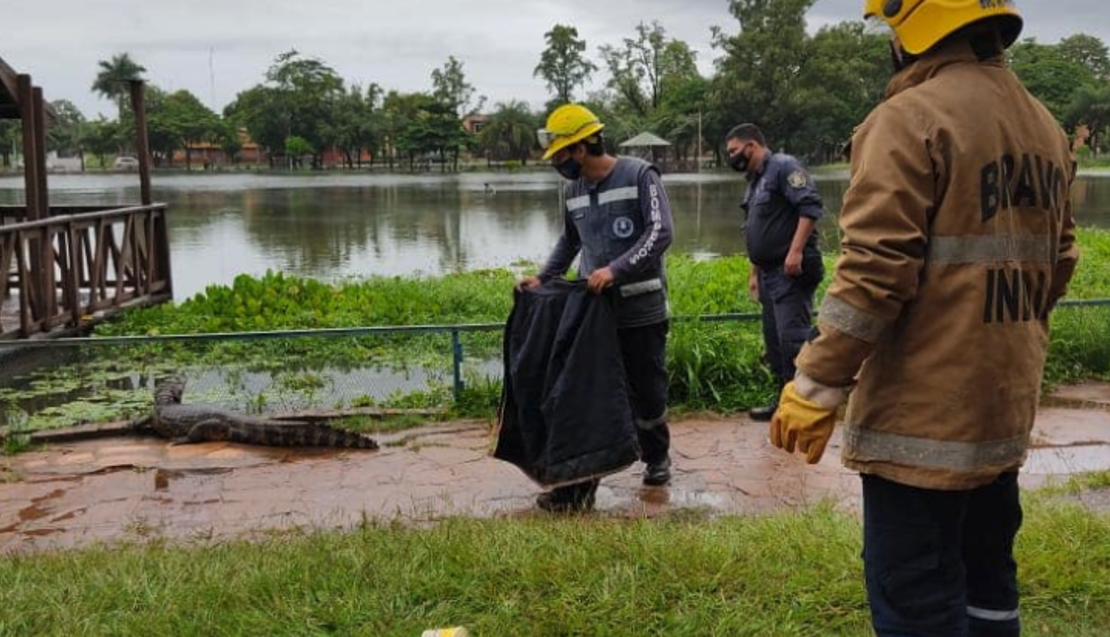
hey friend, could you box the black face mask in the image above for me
[728,149,750,174]
[555,156,583,181]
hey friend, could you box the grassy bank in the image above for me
[0,487,1107,636]
[2,229,1108,432]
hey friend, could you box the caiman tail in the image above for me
[226,422,379,449]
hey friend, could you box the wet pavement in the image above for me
[1,383,1109,554]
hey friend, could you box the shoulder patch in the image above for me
[787,169,808,189]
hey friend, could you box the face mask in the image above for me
[555,156,583,181]
[728,149,750,173]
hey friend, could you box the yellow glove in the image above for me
[769,378,846,465]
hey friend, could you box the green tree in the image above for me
[47,99,88,169]
[166,90,221,170]
[432,56,482,117]
[1057,34,1110,82]
[476,100,537,165]
[330,84,385,168]
[1066,84,1110,154]
[284,135,314,167]
[1010,38,1097,121]
[790,22,890,162]
[144,86,178,167]
[710,0,816,154]
[652,75,711,165]
[599,21,701,125]
[381,90,424,171]
[84,117,122,169]
[91,53,147,121]
[534,25,598,104]
[216,121,243,165]
[0,120,20,170]
[266,50,345,168]
[384,92,469,172]
[224,85,286,167]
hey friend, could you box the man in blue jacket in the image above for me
[518,103,675,511]
[726,123,825,421]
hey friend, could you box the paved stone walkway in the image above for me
[2,384,1108,553]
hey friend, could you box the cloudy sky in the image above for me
[4,0,1106,118]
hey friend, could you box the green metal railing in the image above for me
[1,299,1107,402]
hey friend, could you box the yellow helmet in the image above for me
[538,104,605,161]
[864,0,1023,56]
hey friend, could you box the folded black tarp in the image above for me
[493,280,640,487]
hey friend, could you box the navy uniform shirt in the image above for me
[539,156,674,328]
[742,152,824,268]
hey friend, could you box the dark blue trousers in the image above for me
[863,473,1023,637]
[758,266,819,388]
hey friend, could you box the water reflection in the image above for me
[1,171,1106,299]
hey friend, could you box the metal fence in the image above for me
[1,300,1108,433]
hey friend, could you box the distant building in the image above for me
[463,114,489,135]
[170,128,373,169]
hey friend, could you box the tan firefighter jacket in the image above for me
[796,38,1080,490]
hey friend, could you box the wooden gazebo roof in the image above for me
[0,55,55,121]
[0,55,21,119]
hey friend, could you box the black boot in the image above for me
[748,404,778,422]
[536,479,599,513]
[642,455,672,486]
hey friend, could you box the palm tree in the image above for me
[477,101,538,165]
[91,53,147,121]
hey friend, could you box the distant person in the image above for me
[516,103,675,511]
[724,123,824,422]
[769,2,1080,635]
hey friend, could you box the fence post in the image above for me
[451,329,465,402]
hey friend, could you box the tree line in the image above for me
[1,0,1107,172]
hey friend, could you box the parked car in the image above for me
[113,156,140,171]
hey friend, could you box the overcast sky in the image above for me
[4,0,1106,118]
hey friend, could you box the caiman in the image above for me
[139,377,379,449]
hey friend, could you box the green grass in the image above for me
[0,492,1108,636]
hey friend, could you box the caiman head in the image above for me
[154,375,186,406]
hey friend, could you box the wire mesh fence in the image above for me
[1,301,1108,436]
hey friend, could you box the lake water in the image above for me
[2,170,1108,299]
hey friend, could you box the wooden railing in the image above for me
[0,204,173,339]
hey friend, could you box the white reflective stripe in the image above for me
[844,423,1028,472]
[927,235,1054,266]
[620,278,663,297]
[566,195,591,212]
[598,186,639,206]
[636,410,668,430]
[818,295,889,344]
[629,182,662,267]
[967,606,1020,622]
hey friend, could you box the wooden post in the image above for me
[154,206,173,298]
[66,225,81,327]
[17,75,43,326]
[129,80,152,206]
[17,75,39,221]
[33,86,56,319]
[32,87,49,219]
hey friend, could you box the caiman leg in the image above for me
[172,419,232,445]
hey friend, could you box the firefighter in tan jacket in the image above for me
[769,1,1080,635]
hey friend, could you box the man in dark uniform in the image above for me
[725,123,824,421]
[518,103,675,511]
